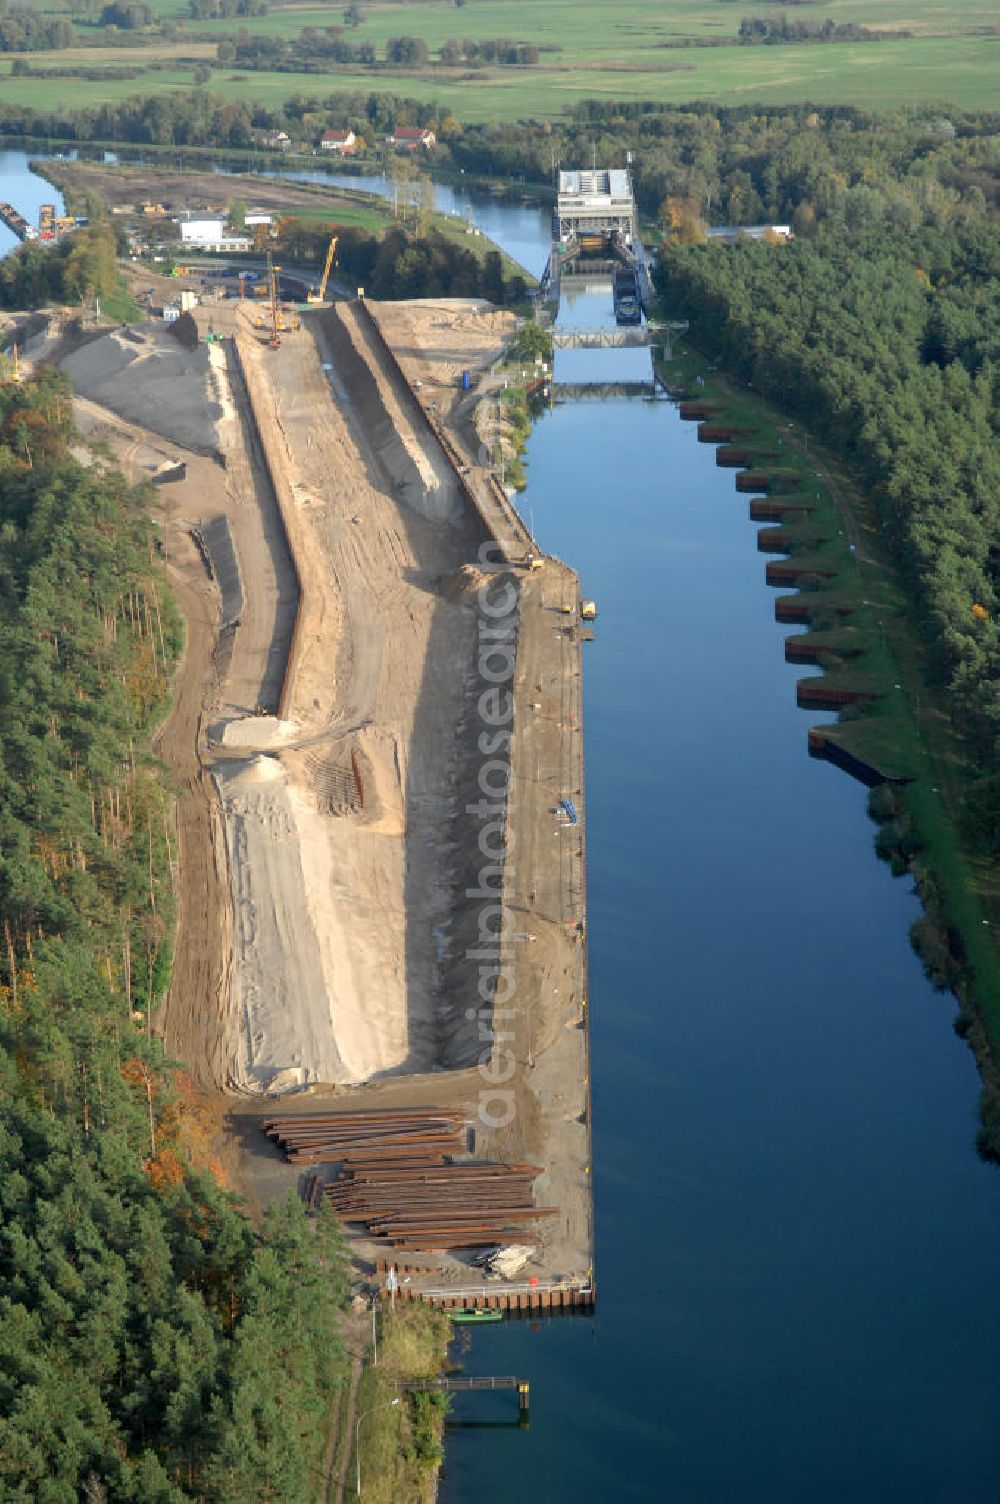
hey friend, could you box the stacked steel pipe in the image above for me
[262,1107,467,1165]
[323,1161,557,1251]
[264,1110,558,1252]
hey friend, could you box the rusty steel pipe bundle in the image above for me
[264,1107,467,1165]
[315,1153,558,1252]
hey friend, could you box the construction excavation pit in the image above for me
[58,292,593,1302]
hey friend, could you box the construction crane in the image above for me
[266,249,283,349]
[306,234,338,304]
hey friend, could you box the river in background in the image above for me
[210,160,552,278]
[0,149,64,257]
[2,149,1000,1500]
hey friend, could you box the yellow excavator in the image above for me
[306,235,338,305]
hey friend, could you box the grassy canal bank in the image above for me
[655,338,1000,1157]
[339,1304,452,1504]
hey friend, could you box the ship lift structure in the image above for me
[538,165,655,325]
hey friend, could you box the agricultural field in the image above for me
[4,0,1000,119]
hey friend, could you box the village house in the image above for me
[252,129,291,151]
[386,126,436,152]
[320,128,357,154]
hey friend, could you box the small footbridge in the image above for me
[552,326,650,350]
[549,321,688,352]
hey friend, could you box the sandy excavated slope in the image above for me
[68,306,593,1284]
[64,305,516,1096]
[207,303,512,1093]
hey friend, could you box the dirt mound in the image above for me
[169,310,200,350]
[438,562,493,602]
[60,325,222,453]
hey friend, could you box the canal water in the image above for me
[433,315,1000,1492]
[2,149,1000,1500]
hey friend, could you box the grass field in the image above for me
[7,0,1000,119]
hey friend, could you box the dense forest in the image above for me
[277,218,526,302]
[0,225,124,311]
[450,101,1000,231]
[0,373,349,1499]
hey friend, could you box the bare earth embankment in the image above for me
[59,293,593,1294]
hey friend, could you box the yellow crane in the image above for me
[306,234,339,304]
[267,250,283,349]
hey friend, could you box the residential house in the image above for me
[253,129,291,151]
[386,126,436,151]
[320,128,357,154]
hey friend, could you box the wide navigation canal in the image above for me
[438,287,1000,1497]
[3,149,1000,1500]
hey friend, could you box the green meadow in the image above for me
[6,0,1000,120]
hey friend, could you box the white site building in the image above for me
[178,218,252,253]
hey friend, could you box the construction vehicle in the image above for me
[306,235,338,304]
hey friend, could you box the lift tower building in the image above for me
[555,168,638,249]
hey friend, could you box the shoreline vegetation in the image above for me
[347,1305,453,1504]
[26,157,535,306]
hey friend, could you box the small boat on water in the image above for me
[448,1308,504,1325]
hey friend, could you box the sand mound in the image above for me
[438,563,493,602]
[243,755,282,783]
[217,716,299,749]
[60,326,222,453]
